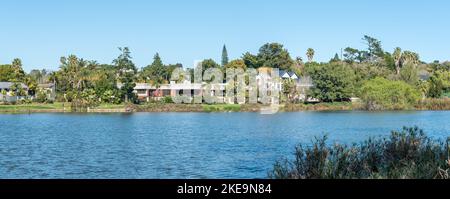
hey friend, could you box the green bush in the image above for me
[162,96,174,104]
[269,127,450,179]
[360,77,421,110]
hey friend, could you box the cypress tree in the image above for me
[221,45,229,66]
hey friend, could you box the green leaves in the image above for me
[307,63,356,102]
[360,77,421,110]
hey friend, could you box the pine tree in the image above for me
[222,45,229,66]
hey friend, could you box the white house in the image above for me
[0,82,29,102]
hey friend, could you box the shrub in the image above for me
[162,96,174,104]
[359,77,421,110]
[269,127,450,179]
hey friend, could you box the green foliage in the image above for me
[257,43,294,70]
[196,59,221,81]
[242,52,259,68]
[221,45,229,67]
[162,96,174,104]
[270,127,450,179]
[224,59,247,70]
[360,78,421,110]
[306,63,356,102]
[113,47,137,103]
[306,48,315,62]
[282,79,298,103]
[0,58,26,83]
[427,70,450,98]
[35,88,50,103]
[343,47,365,63]
[399,63,419,85]
[141,53,168,85]
[0,65,16,81]
[330,53,341,62]
[362,35,384,59]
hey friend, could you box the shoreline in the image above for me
[1,101,450,114]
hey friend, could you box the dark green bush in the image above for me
[269,127,450,179]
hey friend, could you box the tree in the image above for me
[399,63,419,85]
[360,77,421,110]
[257,43,294,70]
[393,47,403,75]
[330,53,341,62]
[113,47,137,103]
[142,53,166,85]
[221,45,229,67]
[362,35,384,61]
[402,51,420,65]
[0,64,15,81]
[392,48,420,76]
[306,48,315,62]
[242,52,259,68]
[427,70,450,98]
[198,59,221,75]
[11,58,25,82]
[282,78,298,103]
[306,63,356,102]
[343,47,365,63]
[224,59,246,70]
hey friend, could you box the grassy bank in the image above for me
[415,98,450,110]
[0,103,66,113]
[1,99,450,113]
[269,127,450,179]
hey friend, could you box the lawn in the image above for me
[0,103,65,112]
[202,104,242,112]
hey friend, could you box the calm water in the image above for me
[0,111,449,179]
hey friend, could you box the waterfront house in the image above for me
[0,82,29,102]
[37,83,57,101]
[125,68,315,104]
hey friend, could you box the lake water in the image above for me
[0,111,449,179]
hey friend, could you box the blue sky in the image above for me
[1,0,449,72]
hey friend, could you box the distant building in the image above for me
[37,83,56,101]
[0,82,29,102]
[121,68,315,104]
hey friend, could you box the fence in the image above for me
[0,94,28,103]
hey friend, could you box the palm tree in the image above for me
[393,47,403,75]
[306,48,315,62]
[402,51,420,65]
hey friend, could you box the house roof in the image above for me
[288,72,298,79]
[38,83,55,89]
[0,82,28,90]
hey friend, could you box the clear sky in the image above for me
[1,0,449,72]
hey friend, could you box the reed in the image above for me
[269,127,450,179]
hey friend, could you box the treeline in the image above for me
[1,35,449,109]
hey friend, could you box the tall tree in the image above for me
[257,43,294,70]
[330,53,341,62]
[306,48,315,62]
[142,53,166,85]
[242,52,259,68]
[362,35,384,60]
[393,47,403,75]
[306,63,356,102]
[11,58,25,82]
[221,45,229,67]
[113,47,137,103]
